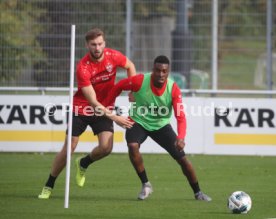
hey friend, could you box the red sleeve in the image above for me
[172,83,187,139]
[76,61,91,88]
[104,74,144,106]
[112,50,127,67]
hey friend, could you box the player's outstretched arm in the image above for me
[81,85,133,129]
[104,76,135,106]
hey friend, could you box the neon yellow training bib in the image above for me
[130,73,174,131]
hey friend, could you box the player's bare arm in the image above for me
[124,58,136,101]
[81,85,133,129]
[124,58,136,77]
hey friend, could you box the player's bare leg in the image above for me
[75,131,113,187]
[38,136,79,199]
[128,143,144,173]
[128,142,153,200]
[51,136,79,176]
[177,156,198,183]
[90,131,113,161]
[177,156,212,201]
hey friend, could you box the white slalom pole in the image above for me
[211,0,218,90]
[64,24,76,208]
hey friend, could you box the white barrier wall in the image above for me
[0,95,276,155]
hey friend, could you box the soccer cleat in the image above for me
[195,191,212,202]
[38,186,52,199]
[75,157,86,187]
[138,182,153,200]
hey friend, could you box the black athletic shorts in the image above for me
[66,113,114,137]
[126,122,185,160]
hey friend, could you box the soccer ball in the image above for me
[227,191,252,214]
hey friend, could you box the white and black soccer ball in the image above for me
[227,191,252,214]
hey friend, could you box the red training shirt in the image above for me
[73,48,127,116]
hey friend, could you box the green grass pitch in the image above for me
[0,153,275,219]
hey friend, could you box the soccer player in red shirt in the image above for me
[105,55,211,201]
[38,28,135,199]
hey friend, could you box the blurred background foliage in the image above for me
[0,0,275,88]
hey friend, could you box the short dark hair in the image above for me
[85,28,105,42]
[154,55,170,65]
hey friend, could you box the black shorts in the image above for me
[126,123,185,160]
[66,113,114,137]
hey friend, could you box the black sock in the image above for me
[45,174,57,188]
[190,182,200,194]
[80,154,94,169]
[137,170,148,184]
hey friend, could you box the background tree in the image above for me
[33,0,126,87]
[0,0,45,85]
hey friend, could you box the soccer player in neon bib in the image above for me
[105,55,212,201]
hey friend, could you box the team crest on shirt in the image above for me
[91,69,96,76]
[105,63,113,72]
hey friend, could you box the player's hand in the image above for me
[175,138,185,151]
[128,92,135,102]
[114,115,134,129]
